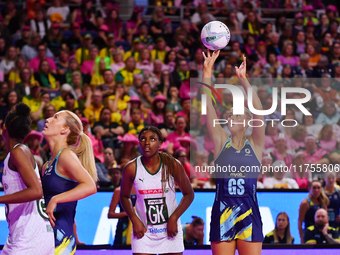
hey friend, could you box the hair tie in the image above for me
[79,131,83,136]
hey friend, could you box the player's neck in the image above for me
[142,153,161,168]
[48,138,68,161]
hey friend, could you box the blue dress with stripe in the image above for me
[210,138,263,242]
[42,148,78,254]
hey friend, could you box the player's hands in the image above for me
[322,222,329,235]
[132,217,147,239]
[235,55,247,78]
[46,196,57,227]
[202,49,220,71]
[167,215,178,238]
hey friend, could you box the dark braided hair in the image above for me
[5,103,32,141]
[138,126,180,193]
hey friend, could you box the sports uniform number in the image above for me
[228,178,245,196]
[145,197,169,225]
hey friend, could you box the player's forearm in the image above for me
[170,191,194,221]
[324,233,340,244]
[120,196,139,223]
[53,182,97,204]
[239,77,263,111]
[0,186,43,204]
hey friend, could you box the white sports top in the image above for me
[2,144,54,252]
[133,155,181,240]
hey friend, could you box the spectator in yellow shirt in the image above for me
[8,55,35,89]
[151,37,167,63]
[83,89,105,127]
[50,83,78,111]
[75,33,93,65]
[123,38,141,62]
[22,82,51,123]
[115,57,142,88]
[90,58,109,87]
[99,33,125,64]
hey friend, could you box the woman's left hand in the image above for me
[46,196,57,227]
[235,55,247,79]
[167,215,178,238]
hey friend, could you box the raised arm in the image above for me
[202,50,228,160]
[235,55,265,150]
[120,160,147,239]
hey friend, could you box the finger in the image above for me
[207,49,211,58]
[202,51,207,59]
[48,217,55,227]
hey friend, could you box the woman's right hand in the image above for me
[202,49,220,72]
[132,217,147,239]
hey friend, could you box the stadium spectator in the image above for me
[194,150,211,188]
[264,212,294,244]
[318,125,338,152]
[23,130,47,162]
[0,90,19,123]
[304,208,340,244]
[115,133,140,165]
[175,147,197,188]
[104,7,123,41]
[110,49,125,76]
[115,56,142,88]
[29,43,57,74]
[46,0,70,22]
[81,116,104,162]
[96,147,118,187]
[323,171,340,231]
[14,67,34,102]
[182,216,204,245]
[285,150,311,189]
[263,160,299,189]
[93,107,124,149]
[124,108,149,137]
[0,46,17,77]
[30,9,51,39]
[303,114,323,139]
[75,33,93,65]
[299,180,329,243]
[315,102,340,126]
[71,0,97,31]
[33,59,60,94]
[303,134,329,164]
[80,45,98,75]
[166,116,189,154]
[84,89,104,127]
[269,134,294,167]
[37,103,56,132]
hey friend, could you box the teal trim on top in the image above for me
[54,148,77,183]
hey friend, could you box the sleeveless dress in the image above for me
[304,197,323,231]
[210,138,263,242]
[2,144,54,255]
[42,148,78,255]
[323,187,340,231]
[131,155,184,254]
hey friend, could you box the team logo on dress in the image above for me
[223,142,231,151]
[37,198,49,220]
[245,148,252,156]
[139,178,144,183]
[144,197,169,225]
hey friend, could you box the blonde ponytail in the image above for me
[71,133,98,182]
[63,110,98,182]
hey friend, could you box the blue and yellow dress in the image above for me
[42,149,78,254]
[210,138,263,242]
